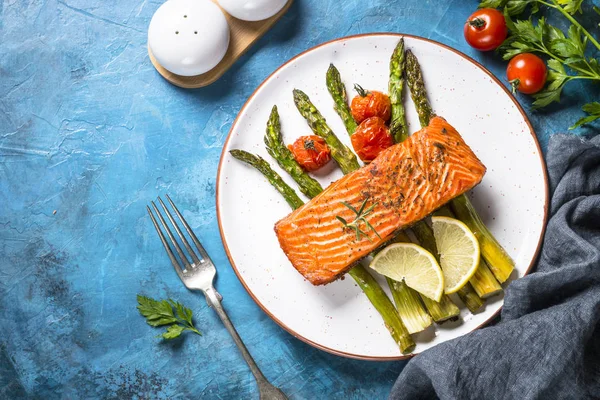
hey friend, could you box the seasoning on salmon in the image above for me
[274,116,486,285]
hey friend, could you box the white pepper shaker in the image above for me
[217,0,288,22]
[148,0,230,76]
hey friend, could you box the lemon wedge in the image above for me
[370,243,444,302]
[431,216,480,294]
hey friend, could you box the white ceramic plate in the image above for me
[217,34,548,360]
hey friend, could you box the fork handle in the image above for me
[204,287,288,400]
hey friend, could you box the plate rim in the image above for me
[216,33,549,361]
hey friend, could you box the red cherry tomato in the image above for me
[288,135,331,171]
[351,117,394,162]
[506,53,547,94]
[350,84,391,124]
[464,8,508,51]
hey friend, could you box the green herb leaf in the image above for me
[479,0,507,8]
[335,215,348,225]
[547,59,565,74]
[588,58,600,75]
[569,114,600,129]
[137,295,178,326]
[562,56,584,65]
[532,71,569,108]
[545,23,566,43]
[336,197,381,242]
[481,0,537,15]
[357,197,369,216]
[364,220,382,239]
[162,324,185,340]
[137,295,202,339]
[569,102,600,129]
[170,299,194,326]
[515,17,542,43]
[505,0,535,16]
[551,25,586,58]
[503,8,517,32]
[557,0,584,15]
[340,201,359,215]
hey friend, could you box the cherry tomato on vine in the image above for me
[464,8,508,51]
[351,117,394,163]
[350,84,391,124]
[288,135,331,171]
[506,53,547,94]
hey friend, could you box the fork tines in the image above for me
[147,195,210,277]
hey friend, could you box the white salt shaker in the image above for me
[148,0,230,76]
[217,0,288,22]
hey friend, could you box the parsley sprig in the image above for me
[479,0,600,128]
[336,197,381,242]
[137,295,202,339]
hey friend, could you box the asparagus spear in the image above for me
[411,216,483,313]
[389,39,409,143]
[405,50,434,128]
[419,292,460,322]
[388,229,460,322]
[388,279,433,334]
[435,206,502,298]
[231,148,415,353]
[386,45,463,318]
[230,150,304,210]
[392,52,484,312]
[383,230,433,333]
[348,266,415,352]
[450,195,514,283]
[404,49,515,283]
[293,89,360,174]
[470,261,503,299]
[326,64,358,136]
[264,105,324,199]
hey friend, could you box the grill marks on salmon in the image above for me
[274,116,486,285]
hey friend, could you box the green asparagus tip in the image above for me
[392,38,405,58]
[264,105,280,149]
[292,88,304,102]
[229,149,257,164]
[326,64,338,83]
[269,104,279,126]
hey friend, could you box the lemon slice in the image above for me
[370,243,444,302]
[431,216,480,294]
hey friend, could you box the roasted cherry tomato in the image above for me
[506,53,547,94]
[350,84,391,124]
[464,8,508,51]
[288,135,331,171]
[351,117,394,162]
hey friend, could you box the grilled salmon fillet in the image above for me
[274,116,486,285]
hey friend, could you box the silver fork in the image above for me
[147,195,288,400]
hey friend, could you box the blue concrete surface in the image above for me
[1,0,598,398]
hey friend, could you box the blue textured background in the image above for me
[1,0,598,398]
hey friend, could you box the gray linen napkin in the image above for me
[389,133,600,400]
